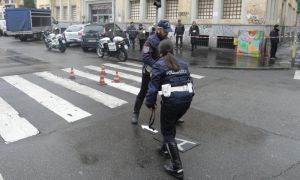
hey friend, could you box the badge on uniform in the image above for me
[143,46,150,53]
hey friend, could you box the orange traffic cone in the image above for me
[100,65,106,76]
[69,67,75,79]
[112,71,120,83]
[99,71,106,86]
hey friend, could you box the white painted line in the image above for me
[0,173,3,180]
[141,125,159,134]
[62,68,140,95]
[104,63,204,79]
[0,97,39,143]
[103,63,142,73]
[294,70,300,80]
[118,62,143,68]
[2,75,91,123]
[35,72,127,108]
[84,65,142,83]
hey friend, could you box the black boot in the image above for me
[131,98,143,124]
[164,142,184,179]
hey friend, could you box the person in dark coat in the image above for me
[189,21,199,51]
[138,23,146,51]
[269,24,280,60]
[174,19,185,48]
[145,39,194,179]
[126,22,138,49]
[131,20,173,124]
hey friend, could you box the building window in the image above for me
[198,0,214,19]
[71,6,77,21]
[130,0,140,20]
[166,0,178,19]
[56,6,60,20]
[63,6,67,20]
[223,0,242,19]
[147,0,156,19]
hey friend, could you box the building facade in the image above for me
[36,0,298,48]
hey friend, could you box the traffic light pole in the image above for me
[156,7,159,24]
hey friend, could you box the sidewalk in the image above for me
[127,43,294,70]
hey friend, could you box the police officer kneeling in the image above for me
[145,39,194,179]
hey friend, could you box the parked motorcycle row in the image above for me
[41,27,129,62]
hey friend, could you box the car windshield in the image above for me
[84,25,103,33]
[66,26,83,32]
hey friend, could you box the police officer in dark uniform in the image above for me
[131,20,173,124]
[145,39,194,179]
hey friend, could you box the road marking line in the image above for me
[0,173,3,180]
[0,97,39,143]
[84,65,142,83]
[35,72,127,108]
[104,63,142,73]
[118,62,143,68]
[294,70,300,80]
[104,63,204,79]
[62,68,140,95]
[2,75,91,123]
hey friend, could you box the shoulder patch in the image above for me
[143,46,150,53]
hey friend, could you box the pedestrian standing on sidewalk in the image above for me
[145,39,194,179]
[126,22,138,50]
[189,21,199,51]
[269,24,280,61]
[131,20,172,124]
[174,19,185,49]
[138,23,146,51]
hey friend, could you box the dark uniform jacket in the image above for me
[175,23,185,36]
[189,25,199,37]
[126,25,138,39]
[142,33,161,74]
[145,57,194,106]
[270,29,280,44]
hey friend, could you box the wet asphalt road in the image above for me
[0,37,300,180]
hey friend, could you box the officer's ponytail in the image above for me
[159,39,180,71]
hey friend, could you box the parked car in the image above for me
[81,23,127,52]
[63,24,86,47]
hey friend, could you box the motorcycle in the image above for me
[43,31,67,53]
[96,36,128,61]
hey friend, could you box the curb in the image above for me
[128,56,291,70]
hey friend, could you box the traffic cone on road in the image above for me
[69,67,75,79]
[99,71,106,86]
[112,71,120,83]
[100,65,106,76]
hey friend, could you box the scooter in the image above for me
[96,36,128,61]
[43,31,67,53]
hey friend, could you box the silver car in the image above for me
[63,24,86,47]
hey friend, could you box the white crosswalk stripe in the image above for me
[0,62,205,144]
[2,75,91,123]
[0,173,3,180]
[0,97,39,143]
[118,62,143,68]
[84,65,142,83]
[35,72,127,108]
[105,62,205,79]
[294,70,300,80]
[62,68,140,95]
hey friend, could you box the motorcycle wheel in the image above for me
[59,47,66,53]
[118,48,128,62]
[97,46,105,58]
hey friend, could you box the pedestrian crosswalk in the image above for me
[294,70,300,80]
[0,61,205,144]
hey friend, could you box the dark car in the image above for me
[81,23,127,52]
